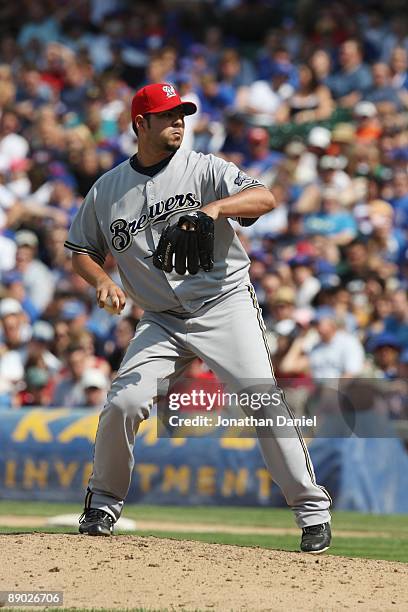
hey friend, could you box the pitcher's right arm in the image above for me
[72,252,126,313]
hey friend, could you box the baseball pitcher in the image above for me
[65,83,332,553]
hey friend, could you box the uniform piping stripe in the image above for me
[84,488,93,509]
[247,283,316,483]
[64,241,105,265]
[64,240,105,261]
[249,284,332,508]
[238,183,265,193]
[83,409,106,509]
[64,240,103,259]
[247,284,316,481]
[246,284,332,507]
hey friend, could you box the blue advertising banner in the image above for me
[0,408,407,512]
[0,408,281,505]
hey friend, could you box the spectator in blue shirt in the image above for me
[217,48,256,89]
[195,73,236,152]
[48,174,81,226]
[390,47,408,91]
[242,127,284,182]
[367,199,407,265]
[17,3,60,51]
[219,112,249,166]
[366,63,403,110]
[1,271,39,323]
[198,73,236,121]
[329,39,372,106]
[305,187,357,246]
[15,65,53,115]
[390,171,408,231]
[368,332,401,379]
[257,45,298,90]
[383,289,408,349]
[60,61,90,118]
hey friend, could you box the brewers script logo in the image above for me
[110,192,201,252]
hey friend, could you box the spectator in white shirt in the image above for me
[0,111,29,173]
[238,63,293,126]
[52,343,87,408]
[290,255,321,308]
[81,368,110,410]
[0,298,30,387]
[14,230,56,314]
[309,306,365,379]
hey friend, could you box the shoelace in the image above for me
[79,508,112,524]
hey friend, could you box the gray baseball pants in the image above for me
[85,283,331,528]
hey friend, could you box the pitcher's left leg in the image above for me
[187,284,331,530]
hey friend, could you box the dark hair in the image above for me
[299,64,319,93]
[342,38,363,57]
[21,61,38,73]
[365,272,386,291]
[346,239,367,251]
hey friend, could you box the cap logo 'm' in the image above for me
[162,85,176,98]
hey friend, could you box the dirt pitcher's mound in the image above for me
[0,534,407,611]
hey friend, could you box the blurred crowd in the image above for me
[0,0,407,410]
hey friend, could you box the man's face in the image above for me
[347,244,366,267]
[115,320,135,348]
[392,291,408,318]
[23,70,40,92]
[67,349,86,379]
[16,245,34,266]
[85,387,105,407]
[292,265,310,285]
[374,346,399,369]
[394,173,408,197]
[261,274,280,298]
[6,280,25,301]
[139,107,185,152]
[391,48,407,73]
[372,64,389,87]
[317,318,337,342]
[340,41,360,68]
[1,112,18,135]
[273,302,294,321]
[2,314,22,347]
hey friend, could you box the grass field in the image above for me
[0,500,407,563]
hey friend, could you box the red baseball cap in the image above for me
[131,83,197,122]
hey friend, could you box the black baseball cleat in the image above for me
[78,508,114,536]
[300,522,331,554]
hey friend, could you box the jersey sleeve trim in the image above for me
[237,182,267,193]
[64,240,106,266]
[235,216,259,227]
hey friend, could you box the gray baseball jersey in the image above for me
[65,149,262,313]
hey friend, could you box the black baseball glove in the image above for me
[153,211,214,275]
